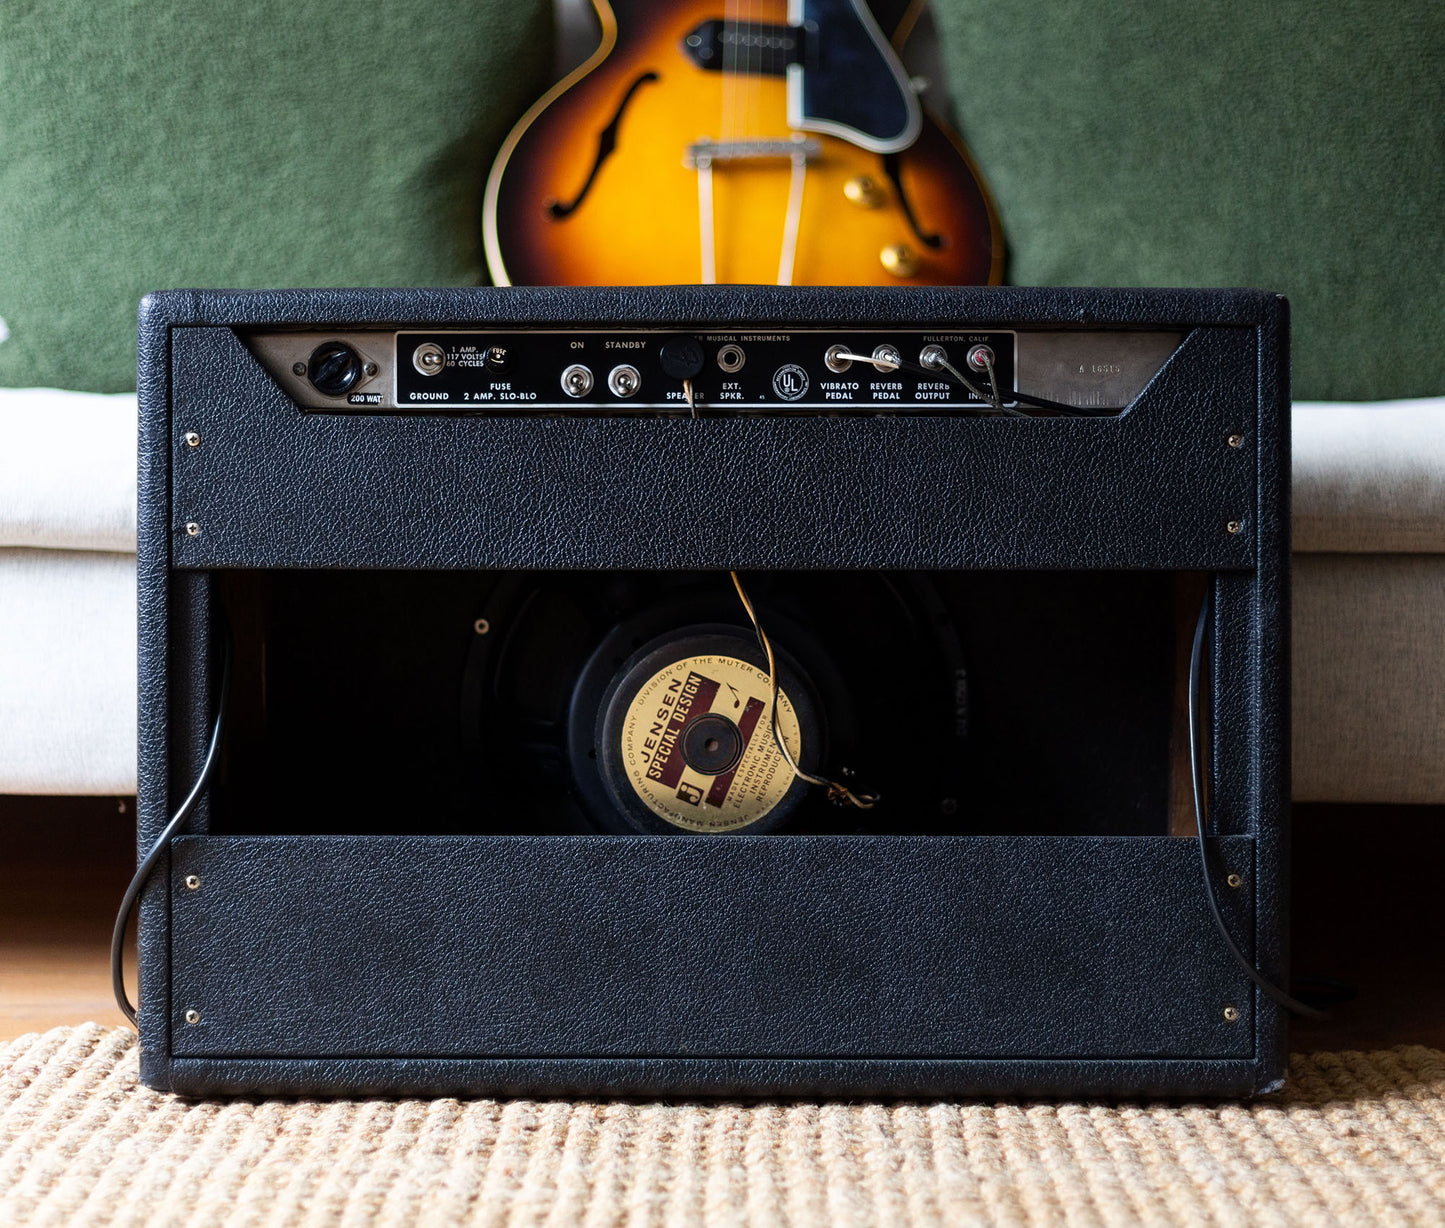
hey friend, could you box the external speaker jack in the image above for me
[717,344,746,373]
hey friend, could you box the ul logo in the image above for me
[771,363,809,401]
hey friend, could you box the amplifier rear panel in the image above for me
[245,328,1183,413]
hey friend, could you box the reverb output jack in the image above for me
[919,344,948,371]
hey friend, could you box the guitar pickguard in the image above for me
[679,0,921,154]
[789,0,920,152]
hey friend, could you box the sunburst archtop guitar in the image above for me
[483,0,1002,287]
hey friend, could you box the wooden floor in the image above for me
[2,797,135,1039]
[4,797,1443,1052]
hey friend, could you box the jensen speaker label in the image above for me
[619,654,801,832]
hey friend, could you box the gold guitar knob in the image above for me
[880,244,919,277]
[843,175,885,208]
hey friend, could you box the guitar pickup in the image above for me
[682,19,806,75]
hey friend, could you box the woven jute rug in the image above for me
[3,1027,1445,1227]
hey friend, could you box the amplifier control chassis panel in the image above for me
[245,328,1184,416]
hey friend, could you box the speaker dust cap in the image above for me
[595,630,821,835]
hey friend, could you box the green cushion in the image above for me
[933,1,1445,401]
[0,1,551,392]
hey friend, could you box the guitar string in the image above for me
[737,0,750,151]
[737,0,747,146]
[705,0,735,283]
[722,0,736,147]
[716,0,739,280]
[757,0,768,156]
[715,0,800,282]
[756,0,788,284]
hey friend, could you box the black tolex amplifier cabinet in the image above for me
[136,286,1290,1098]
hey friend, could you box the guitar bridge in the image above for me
[684,136,822,169]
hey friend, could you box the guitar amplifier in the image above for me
[134,286,1291,1098]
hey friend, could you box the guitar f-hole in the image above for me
[882,153,944,250]
[546,71,660,221]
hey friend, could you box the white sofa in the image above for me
[2,388,1441,801]
[1291,400,1445,802]
[1,390,137,793]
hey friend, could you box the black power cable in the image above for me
[111,637,232,1027]
[1188,591,1326,1020]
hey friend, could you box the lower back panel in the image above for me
[169,834,1257,1061]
